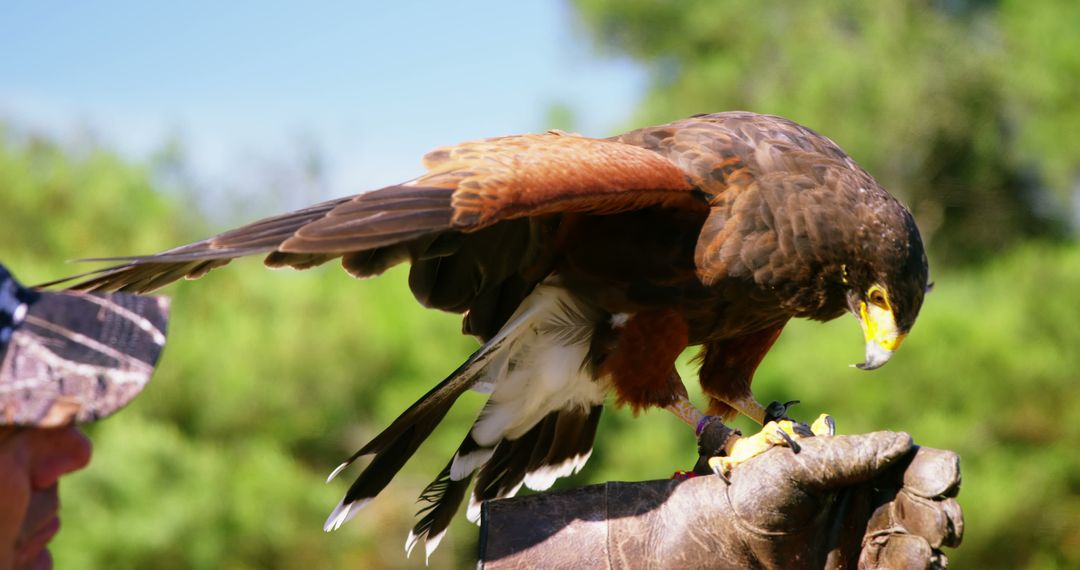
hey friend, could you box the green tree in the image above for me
[572,0,1077,264]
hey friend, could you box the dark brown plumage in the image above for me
[46,112,929,559]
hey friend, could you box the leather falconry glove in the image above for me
[479,431,963,569]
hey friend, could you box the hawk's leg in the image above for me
[664,387,706,428]
[662,380,742,476]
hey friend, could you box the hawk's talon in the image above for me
[707,456,732,484]
[811,413,836,436]
[704,412,834,479]
[775,427,801,453]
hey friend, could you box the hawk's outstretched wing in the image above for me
[44,131,708,339]
[48,132,699,287]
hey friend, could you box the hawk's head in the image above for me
[843,200,930,370]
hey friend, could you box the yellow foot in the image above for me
[809,413,836,437]
[707,413,835,481]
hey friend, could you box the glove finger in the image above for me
[939,497,964,548]
[903,447,961,498]
[864,500,895,539]
[863,493,963,551]
[758,431,913,492]
[892,491,963,549]
[859,532,934,570]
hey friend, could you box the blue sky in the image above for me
[1,1,646,206]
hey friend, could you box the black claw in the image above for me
[792,422,815,438]
[775,428,802,453]
[763,399,801,424]
[711,463,731,485]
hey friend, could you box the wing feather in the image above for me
[49,132,699,293]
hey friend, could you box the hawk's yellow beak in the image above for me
[854,299,906,370]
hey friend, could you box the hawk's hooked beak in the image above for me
[852,299,906,371]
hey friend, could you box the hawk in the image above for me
[48,112,929,559]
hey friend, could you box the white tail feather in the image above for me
[523,450,593,491]
[332,277,613,559]
[469,281,608,448]
[325,461,349,483]
[323,497,370,532]
[423,529,446,565]
[405,530,420,558]
[405,526,448,565]
[450,447,495,481]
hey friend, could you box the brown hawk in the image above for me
[47,112,929,559]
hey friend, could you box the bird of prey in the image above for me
[47,112,929,560]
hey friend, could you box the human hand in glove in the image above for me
[480,431,963,569]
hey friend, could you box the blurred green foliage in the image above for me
[2,2,1079,567]
[573,0,1079,264]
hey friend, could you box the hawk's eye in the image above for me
[868,286,888,309]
